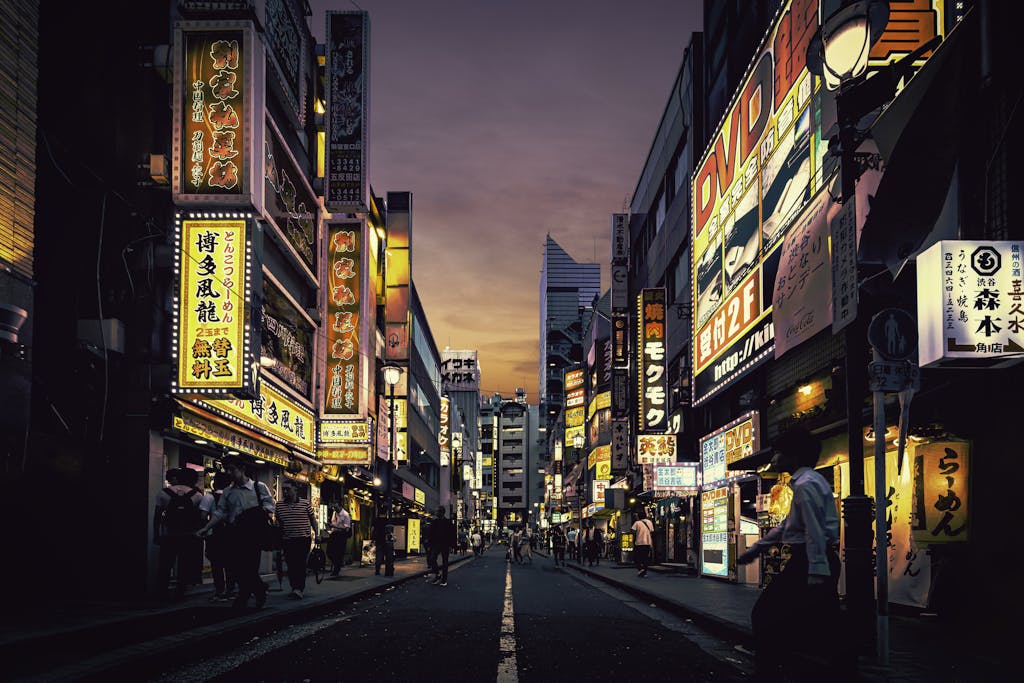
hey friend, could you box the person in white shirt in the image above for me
[328,505,352,576]
[737,427,842,681]
[631,509,655,577]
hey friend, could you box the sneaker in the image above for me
[439,581,447,586]
[430,577,441,585]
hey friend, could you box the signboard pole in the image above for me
[871,366,890,666]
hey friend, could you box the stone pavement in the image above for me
[4,551,476,682]
[563,558,1007,682]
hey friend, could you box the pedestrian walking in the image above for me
[520,527,533,564]
[372,513,395,576]
[275,481,318,599]
[584,520,603,567]
[428,507,457,586]
[471,529,483,556]
[737,427,843,682]
[154,468,205,599]
[566,526,578,563]
[327,504,352,576]
[196,455,275,608]
[631,509,655,577]
[199,471,235,601]
[551,526,567,567]
[511,528,523,564]
[458,529,469,555]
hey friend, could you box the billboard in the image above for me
[199,377,314,453]
[691,0,822,405]
[441,350,481,391]
[637,288,667,432]
[701,486,730,578]
[261,275,313,398]
[587,445,611,480]
[653,463,700,491]
[439,397,451,466]
[319,418,372,444]
[325,220,363,415]
[173,22,261,205]
[264,117,318,275]
[318,445,370,466]
[173,217,255,396]
[637,434,676,466]
[325,11,369,213]
[917,241,1024,367]
[700,411,760,488]
[611,213,629,263]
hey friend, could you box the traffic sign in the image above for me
[868,308,918,361]
[868,360,920,392]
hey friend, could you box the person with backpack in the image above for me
[154,468,204,599]
[196,455,275,608]
[631,508,655,577]
[199,472,234,601]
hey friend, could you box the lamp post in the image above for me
[382,364,403,518]
[806,0,939,662]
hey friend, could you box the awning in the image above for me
[858,12,977,276]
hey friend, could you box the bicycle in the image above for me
[308,538,328,584]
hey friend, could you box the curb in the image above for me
[23,554,475,683]
[564,562,755,648]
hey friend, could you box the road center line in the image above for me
[496,562,519,683]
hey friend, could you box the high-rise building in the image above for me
[538,235,600,438]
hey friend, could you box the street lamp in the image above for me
[572,433,584,522]
[382,364,403,518]
[809,0,890,90]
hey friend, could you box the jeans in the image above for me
[375,543,394,576]
[283,537,311,592]
[635,544,652,573]
[430,547,451,581]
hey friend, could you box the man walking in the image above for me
[275,481,318,599]
[471,528,483,556]
[738,427,842,681]
[196,455,275,608]
[567,526,578,563]
[584,520,603,567]
[428,507,457,586]
[327,504,352,575]
[631,509,654,577]
[520,527,533,564]
[551,525,567,567]
[372,512,395,576]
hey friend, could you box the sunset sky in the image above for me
[312,0,702,400]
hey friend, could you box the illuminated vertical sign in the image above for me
[701,486,730,577]
[173,216,254,396]
[384,191,411,362]
[325,11,369,213]
[439,396,451,466]
[638,288,667,432]
[325,220,362,415]
[173,23,260,204]
[441,350,481,392]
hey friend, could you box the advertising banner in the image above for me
[319,418,372,444]
[199,377,314,453]
[700,411,760,488]
[407,517,421,552]
[325,220,363,415]
[914,441,969,545]
[591,480,608,506]
[612,315,629,367]
[318,445,370,466]
[173,217,254,397]
[610,420,629,472]
[691,0,823,405]
[654,463,699,492]
[637,434,676,465]
[701,486,730,578]
[261,276,313,398]
[264,117,318,275]
[638,288,667,431]
[611,213,629,264]
[587,445,611,480]
[325,11,369,213]
[772,190,832,358]
[264,0,306,121]
[441,350,481,392]
[917,241,1024,367]
[174,411,288,467]
[173,23,261,205]
[439,397,451,466]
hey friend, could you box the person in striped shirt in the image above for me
[276,481,319,599]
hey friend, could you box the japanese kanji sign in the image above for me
[638,288,667,431]
[700,411,760,487]
[917,240,1024,367]
[653,463,699,491]
[441,350,480,392]
[319,418,372,444]
[318,445,370,466]
[325,220,363,415]
[174,24,257,202]
[199,378,314,453]
[439,396,451,466]
[637,434,676,465]
[174,218,251,395]
[914,441,969,544]
[264,118,318,274]
[325,11,369,213]
[772,190,831,358]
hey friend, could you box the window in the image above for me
[654,190,666,235]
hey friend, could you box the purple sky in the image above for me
[311,0,702,400]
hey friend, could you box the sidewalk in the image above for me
[4,552,476,683]
[564,559,1006,682]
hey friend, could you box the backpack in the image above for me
[163,487,201,535]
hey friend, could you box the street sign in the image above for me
[831,197,858,334]
[868,360,920,392]
[868,308,918,361]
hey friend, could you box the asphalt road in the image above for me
[156,546,747,682]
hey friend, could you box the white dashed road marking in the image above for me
[496,561,519,682]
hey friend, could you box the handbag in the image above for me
[236,483,282,551]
